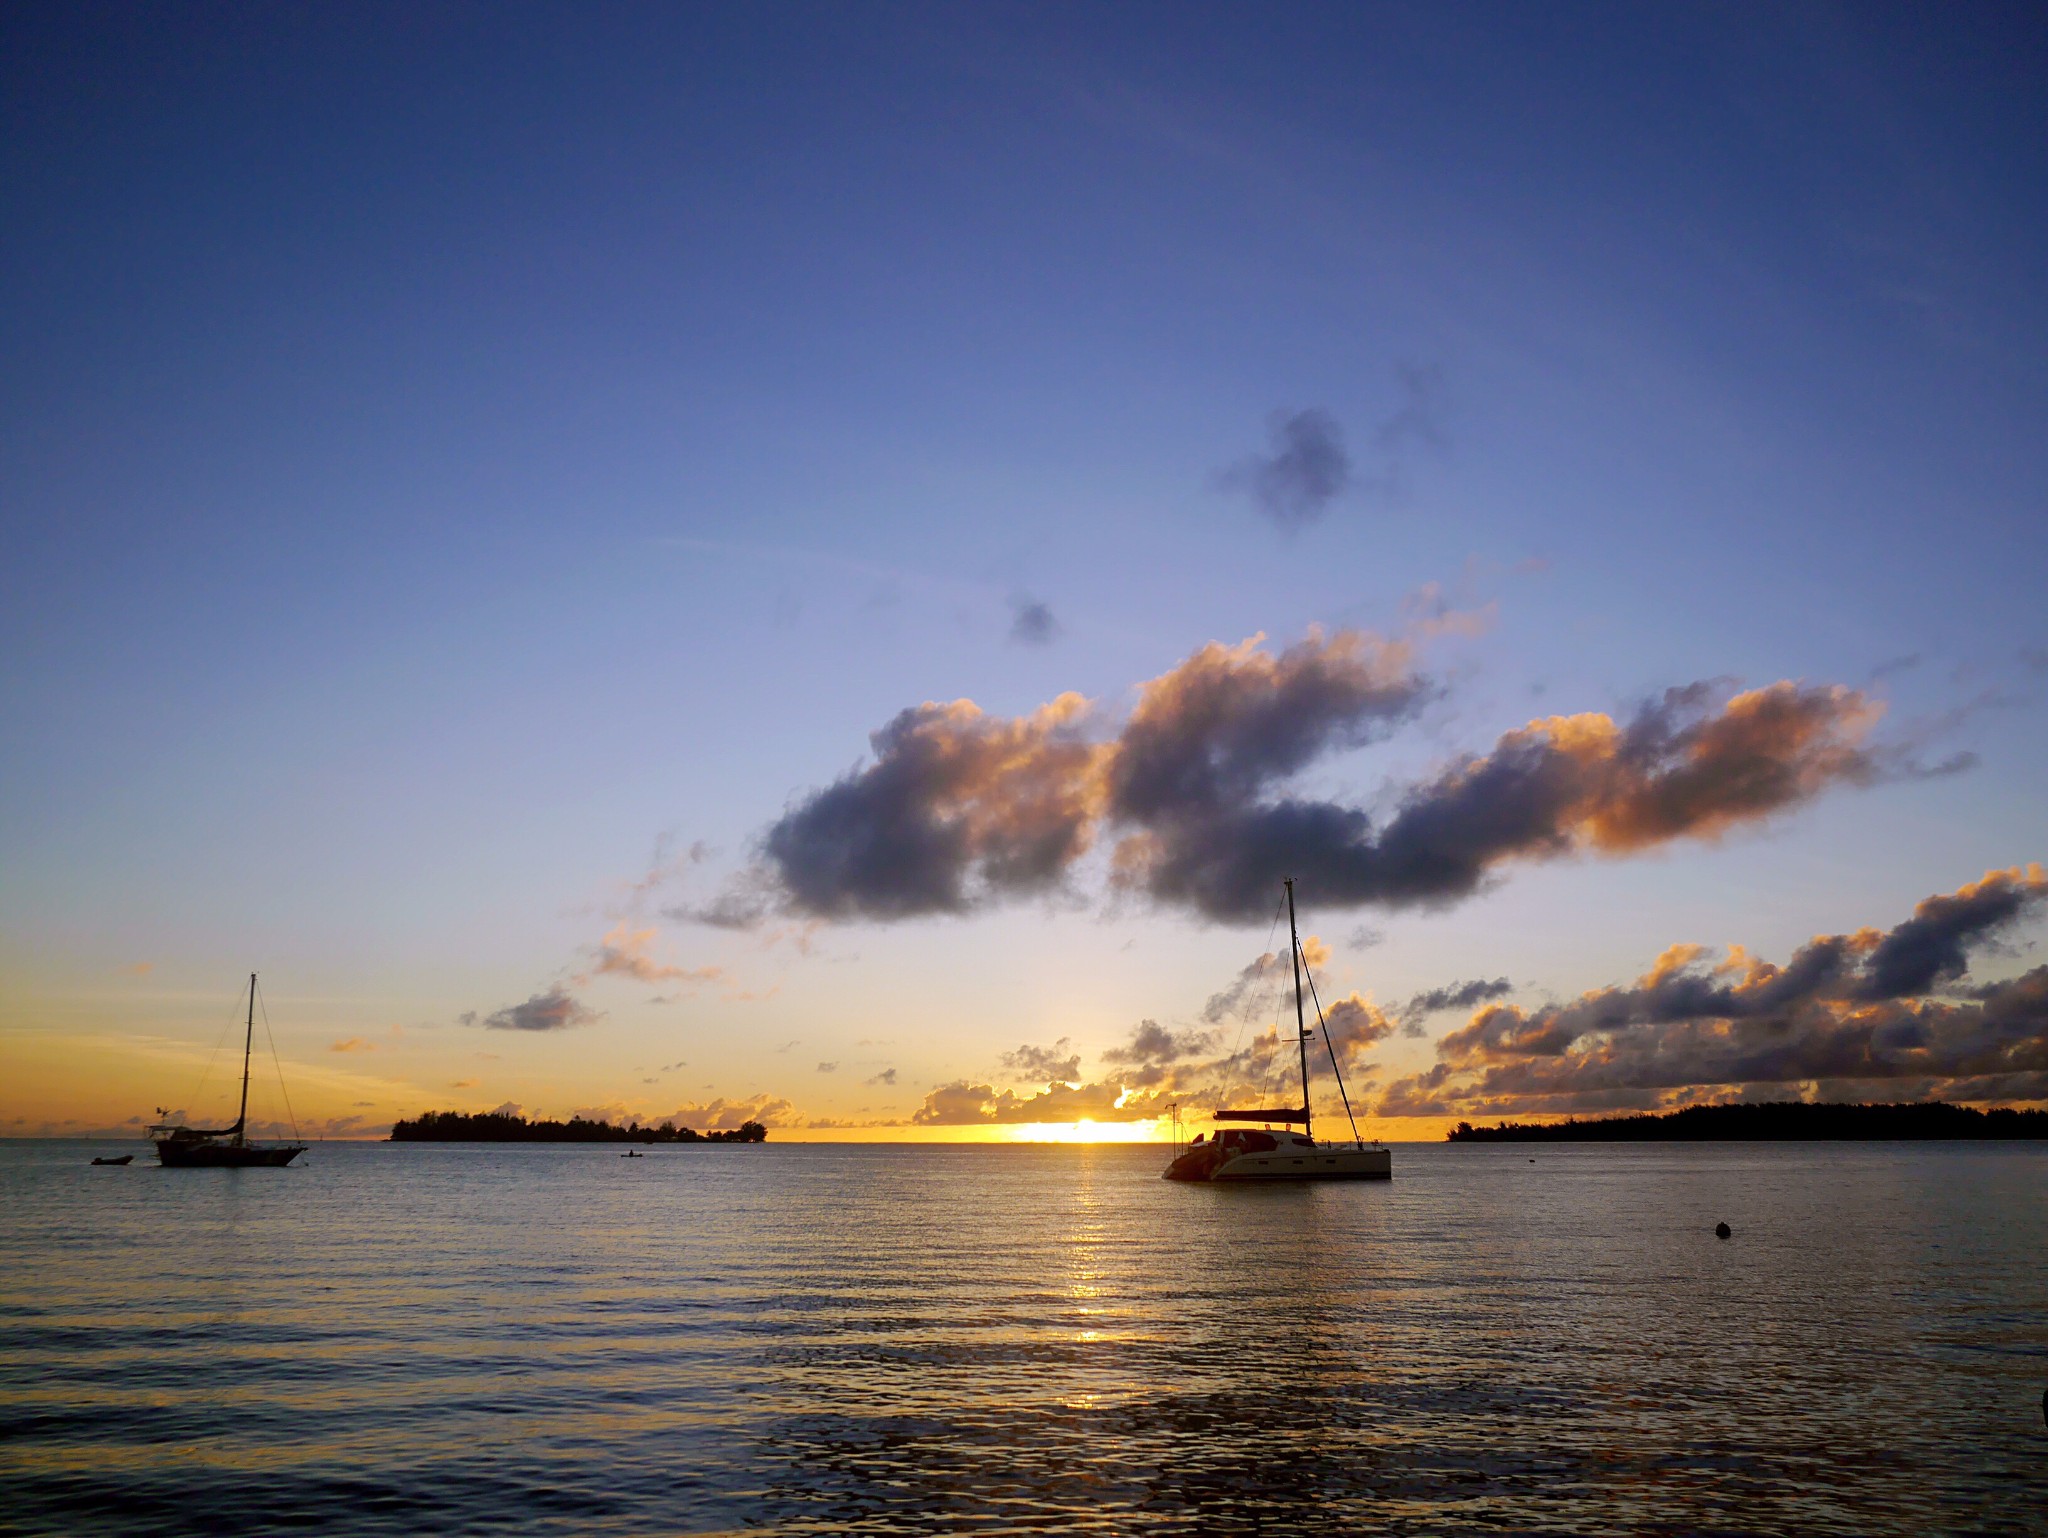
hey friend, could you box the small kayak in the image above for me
[91,1155,134,1166]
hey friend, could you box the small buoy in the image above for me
[1715,1222,1732,1239]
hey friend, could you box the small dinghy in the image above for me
[91,1154,134,1166]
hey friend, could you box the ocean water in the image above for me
[1,1139,2044,1536]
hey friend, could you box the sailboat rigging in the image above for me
[151,974,307,1168]
[1162,881,1392,1182]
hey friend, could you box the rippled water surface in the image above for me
[2,1139,2044,1535]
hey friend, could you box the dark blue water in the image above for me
[2,1139,2044,1535]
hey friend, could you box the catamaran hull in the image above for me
[1164,1145,1391,1182]
[156,1142,305,1168]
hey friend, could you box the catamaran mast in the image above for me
[1285,879,1312,1142]
[233,972,255,1144]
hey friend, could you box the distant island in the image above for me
[1446,1101,2048,1142]
[390,1110,767,1143]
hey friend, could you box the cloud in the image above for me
[669,879,778,930]
[1857,868,2044,999]
[911,979,1387,1124]
[1119,679,1884,922]
[1321,993,1396,1057]
[619,833,713,910]
[1108,631,1427,829]
[867,1067,898,1086]
[1101,1019,1218,1068]
[999,1039,1081,1084]
[1401,977,1514,1035]
[660,1093,798,1130]
[1223,408,1350,530]
[329,1037,376,1053]
[584,924,724,986]
[816,1061,838,1073]
[911,1079,1143,1125]
[1009,597,1060,646]
[699,626,1889,929]
[755,692,1109,921]
[476,987,600,1033]
[1196,946,1302,1026]
[1375,361,1449,456]
[1378,867,2048,1118]
[450,1078,477,1088]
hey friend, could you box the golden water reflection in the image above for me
[0,1140,2043,1534]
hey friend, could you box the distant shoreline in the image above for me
[389,1110,767,1143]
[1445,1100,2048,1142]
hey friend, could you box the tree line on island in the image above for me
[390,1110,767,1143]
[1445,1100,2048,1142]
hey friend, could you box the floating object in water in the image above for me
[90,1155,134,1166]
[1162,881,1390,1183]
[1715,1222,1732,1239]
[152,974,307,1167]
[622,1150,643,1158]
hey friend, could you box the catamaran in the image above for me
[1163,881,1392,1182]
[151,973,307,1168]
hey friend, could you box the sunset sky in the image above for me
[4,4,2045,1141]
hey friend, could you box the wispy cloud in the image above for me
[1009,596,1061,646]
[582,923,725,987]
[1221,408,1350,530]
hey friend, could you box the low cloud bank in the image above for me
[909,929,1396,1125]
[1378,867,2048,1118]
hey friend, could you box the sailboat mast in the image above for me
[234,972,255,1143]
[1285,880,1312,1141]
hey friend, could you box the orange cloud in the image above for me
[1379,867,2048,1119]
[703,626,1897,926]
[585,924,725,986]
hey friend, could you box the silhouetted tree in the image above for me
[1443,1101,2047,1142]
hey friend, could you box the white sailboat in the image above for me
[1163,881,1392,1182]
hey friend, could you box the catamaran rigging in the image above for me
[1162,881,1392,1182]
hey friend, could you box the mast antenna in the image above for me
[1286,879,1312,1141]
[233,971,255,1145]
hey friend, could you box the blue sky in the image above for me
[4,3,2044,1137]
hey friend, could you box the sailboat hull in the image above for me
[156,1141,305,1168]
[1164,1143,1391,1182]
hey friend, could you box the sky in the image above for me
[4,2,2045,1142]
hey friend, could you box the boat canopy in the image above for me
[1213,1107,1310,1123]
